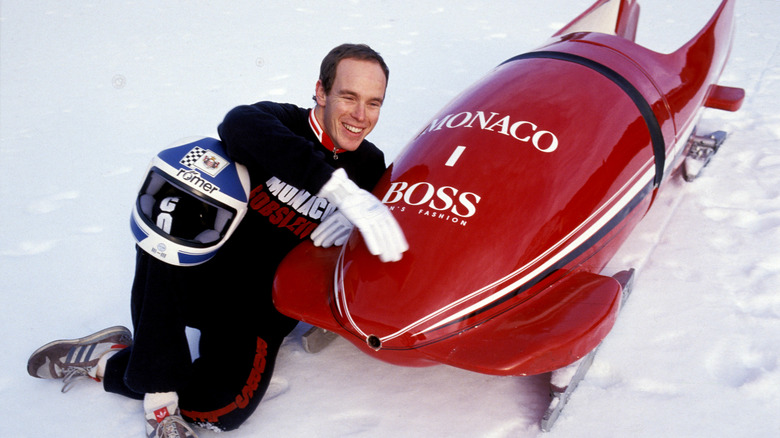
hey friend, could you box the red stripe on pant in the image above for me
[181,337,268,424]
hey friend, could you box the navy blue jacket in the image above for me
[218,101,386,259]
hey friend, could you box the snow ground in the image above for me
[1,0,779,437]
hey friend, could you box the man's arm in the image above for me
[218,102,334,193]
[220,101,407,261]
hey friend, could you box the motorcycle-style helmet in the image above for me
[130,137,250,266]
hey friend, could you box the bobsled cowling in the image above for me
[273,0,744,376]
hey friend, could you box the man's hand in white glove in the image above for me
[311,211,353,248]
[315,168,408,262]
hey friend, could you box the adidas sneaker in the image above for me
[27,325,132,392]
[145,402,199,438]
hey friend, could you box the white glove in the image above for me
[317,168,408,262]
[311,210,353,248]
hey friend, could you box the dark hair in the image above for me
[318,43,389,95]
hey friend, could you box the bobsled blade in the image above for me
[684,130,728,182]
[540,269,635,432]
[541,348,598,432]
[302,326,339,353]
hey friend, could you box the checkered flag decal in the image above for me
[180,146,207,168]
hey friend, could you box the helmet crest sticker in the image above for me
[179,146,230,177]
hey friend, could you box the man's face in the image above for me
[315,58,387,152]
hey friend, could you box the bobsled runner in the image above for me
[272,0,744,429]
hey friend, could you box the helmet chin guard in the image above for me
[131,137,250,266]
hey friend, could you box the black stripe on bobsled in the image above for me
[500,51,666,187]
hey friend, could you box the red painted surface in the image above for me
[273,0,743,376]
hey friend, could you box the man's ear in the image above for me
[315,80,327,106]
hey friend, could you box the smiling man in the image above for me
[314,56,387,153]
[26,43,407,438]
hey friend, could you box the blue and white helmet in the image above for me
[131,137,250,266]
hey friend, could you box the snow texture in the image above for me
[1,1,779,437]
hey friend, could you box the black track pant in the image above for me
[102,249,297,431]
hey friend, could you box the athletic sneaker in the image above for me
[27,325,132,392]
[146,404,199,438]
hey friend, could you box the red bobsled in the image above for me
[273,0,744,376]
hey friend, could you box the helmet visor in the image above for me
[137,169,237,247]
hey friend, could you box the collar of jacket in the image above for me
[308,108,345,158]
